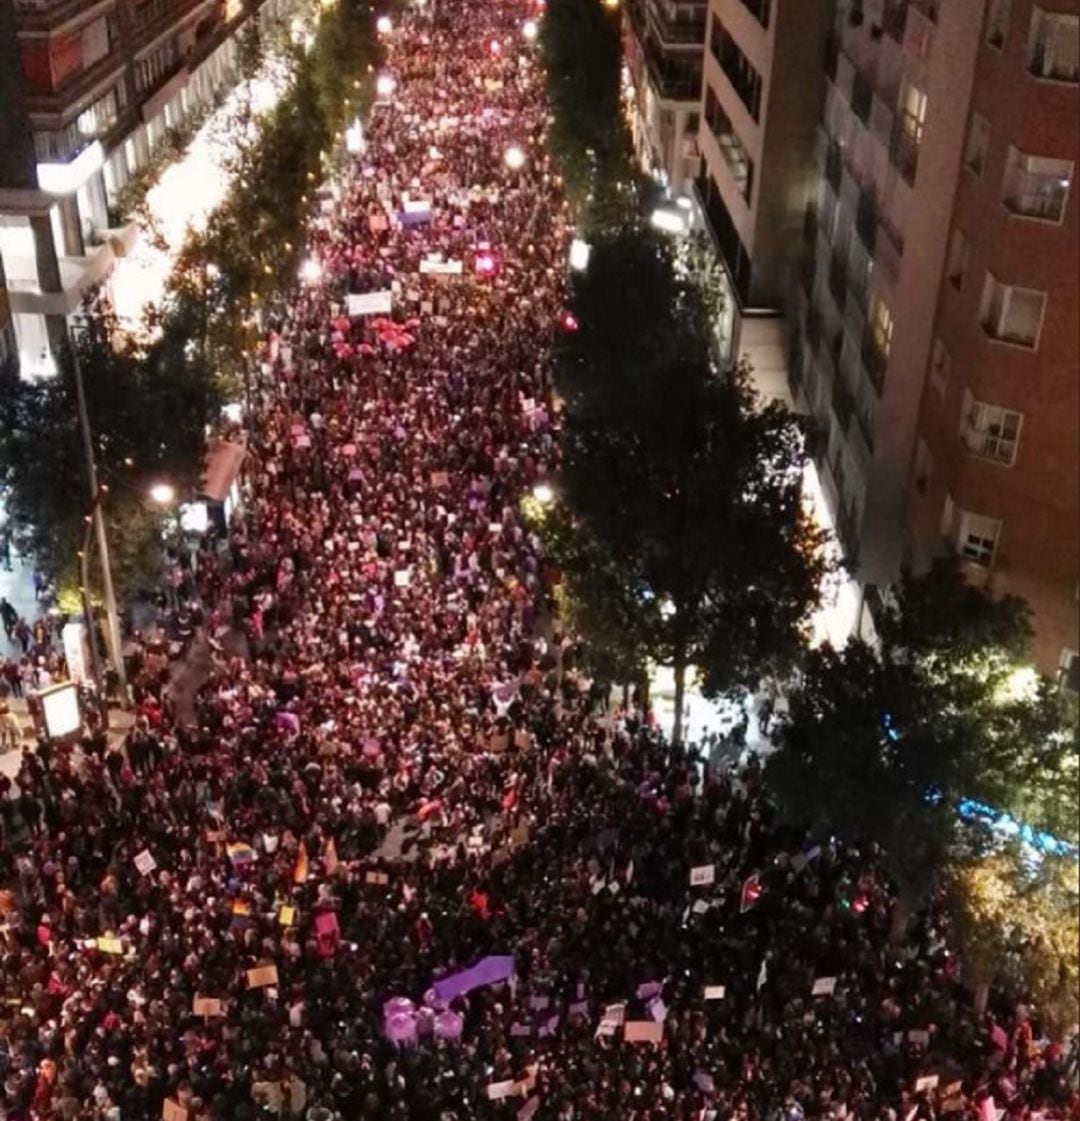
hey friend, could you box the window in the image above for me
[870,297,893,359]
[891,80,927,182]
[946,228,969,290]
[1059,649,1079,694]
[1002,147,1073,221]
[928,336,951,397]
[965,112,990,176]
[710,19,763,120]
[704,85,754,200]
[961,391,1023,465]
[986,0,1010,49]
[980,274,1046,347]
[1027,7,1079,81]
[913,437,933,494]
[956,510,1001,565]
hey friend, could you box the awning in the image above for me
[200,439,245,502]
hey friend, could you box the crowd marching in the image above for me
[0,0,1075,1119]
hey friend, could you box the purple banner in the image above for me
[432,954,515,1002]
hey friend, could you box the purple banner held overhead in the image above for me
[432,954,515,1002]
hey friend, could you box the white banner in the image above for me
[346,291,393,316]
[419,258,464,276]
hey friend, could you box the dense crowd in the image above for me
[0,0,1076,1119]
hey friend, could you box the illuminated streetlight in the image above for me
[650,207,688,234]
[149,482,176,506]
[376,14,392,34]
[504,144,526,171]
[300,257,323,284]
[568,237,591,271]
[522,18,538,40]
[532,482,555,505]
[376,73,396,99]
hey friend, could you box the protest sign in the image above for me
[419,257,464,276]
[134,850,157,876]
[346,291,393,316]
[601,1002,625,1025]
[487,1081,517,1101]
[915,1076,940,1093]
[704,985,726,1000]
[247,963,279,989]
[689,864,716,886]
[624,1021,664,1044]
[908,1029,930,1046]
[163,1101,187,1121]
[279,905,295,926]
[194,997,223,1018]
[366,871,390,885]
[811,976,838,997]
[96,936,123,955]
[432,954,515,1002]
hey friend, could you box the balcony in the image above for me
[832,372,855,431]
[882,0,906,41]
[827,251,847,308]
[647,2,707,46]
[860,332,887,394]
[825,141,843,192]
[851,69,873,124]
[855,187,877,254]
[824,31,839,82]
[643,42,703,101]
[889,124,919,185]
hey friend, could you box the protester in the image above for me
[0,1,1074,1120]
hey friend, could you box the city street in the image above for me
[0,0,1074,1117]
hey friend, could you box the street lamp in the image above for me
[504,144,526,171]
[522,18,538,40]
[148,482,176,506]
[376,14,392,34]
[300,257,323,285]
[376,73,396,99]
[568,238,591,272]
[532,482,555,505]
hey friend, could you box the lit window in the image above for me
[1002,147,1073,222]
[946,228,969,290]
[986,0,1010,49]
[1027,7,1079,81]
[960,390,1023,465]
[870,297,893,359]
[980,275,1046,348]
[964,112,990,177]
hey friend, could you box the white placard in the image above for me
[703,986,726,1000]
[419,257,464,275]
[346,290,393,316]
[487,1081,517,1101]
[811,976,837,997]
[134,850,157,876]
[41,682,81,739]
[689,864,716,886]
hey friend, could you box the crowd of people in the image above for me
[0,0,1075,1119]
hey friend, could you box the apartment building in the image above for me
[0,0,291,377]
[791,1,993,599]
[694,0,832,402]
[905,0,1079,677]
[622,0,707,194]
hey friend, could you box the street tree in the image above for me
[766,557,1080,943]
[547,228,828,741]
[946,847,1079,1033]
[0,295,214,605]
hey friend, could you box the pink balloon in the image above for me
[434,1010,463,1042]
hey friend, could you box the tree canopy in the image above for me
[0,297,214,604]
[544,228,828,739]
[766,557,1080,936]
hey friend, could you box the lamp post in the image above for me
[69,327,129,709]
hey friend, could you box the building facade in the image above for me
[0,0,291,377]
[904,0,1079,677]
[695,0,832,403]
[623,0,707,195]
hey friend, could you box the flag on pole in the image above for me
[293,842,309,885]
[323,837,339,875]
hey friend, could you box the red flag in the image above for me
[293,842,309,885]
[323,837,339,875]
[740,873,763,914]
